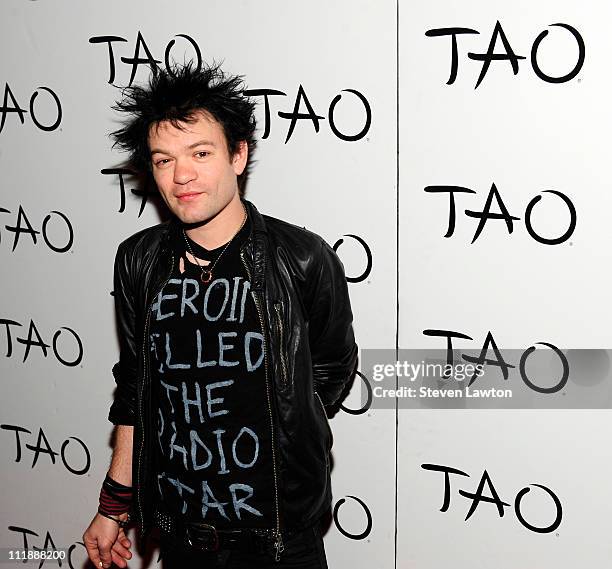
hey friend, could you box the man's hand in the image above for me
[83,512,132,569]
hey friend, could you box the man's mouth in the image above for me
[176,192,201,202]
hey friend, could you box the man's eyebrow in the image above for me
[188,139,216,149]
[150,140,217,155]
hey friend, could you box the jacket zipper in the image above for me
[137,253,175,536]
[240,247,284,561]
[273,301,289,388]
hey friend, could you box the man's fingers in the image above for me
[83,536,102,568]
[97,538,113,568]
[111,549,128,568]
[118,528,131,548]
[112,539,133,560]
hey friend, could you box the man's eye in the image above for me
[155,158,171,166]
[196,151,209,158]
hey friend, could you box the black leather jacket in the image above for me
[108,199,358,545]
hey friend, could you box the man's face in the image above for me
[148,111,247,225]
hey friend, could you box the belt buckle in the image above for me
[185,523,220,552]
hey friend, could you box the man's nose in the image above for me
[173,158,197,185]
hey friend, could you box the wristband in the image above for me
[98,474,133,516]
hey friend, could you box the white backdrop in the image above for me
[1,1,610,567]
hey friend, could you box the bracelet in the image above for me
[103,474,133,493]
[99,474,133,516]
[97,510,131,529]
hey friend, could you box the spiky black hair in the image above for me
[111,61,257,191]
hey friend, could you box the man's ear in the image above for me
[232,140,248,175]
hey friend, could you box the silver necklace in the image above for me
[182,204,247,284]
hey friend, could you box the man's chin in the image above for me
[177,214,211,229]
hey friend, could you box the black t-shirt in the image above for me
[149,213,275,528]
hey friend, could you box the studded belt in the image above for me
[154,508,282,554]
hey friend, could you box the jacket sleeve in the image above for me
[308,239,358,407]
[108,241,138,426]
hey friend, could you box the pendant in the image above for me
[200,268,213,284]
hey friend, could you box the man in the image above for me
[82,62,358,569]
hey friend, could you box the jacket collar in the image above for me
[242,198,268,235]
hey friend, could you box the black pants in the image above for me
[160,525,329,569]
